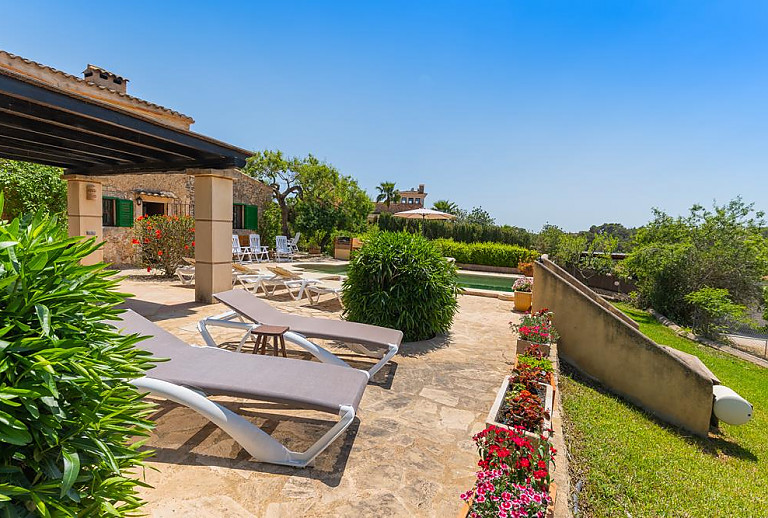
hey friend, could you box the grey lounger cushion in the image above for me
[110,310,368,413]
[214,289,404,349]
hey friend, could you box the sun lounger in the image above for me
[253,266,320,300]
[198,289,402,378]
[108,309,367,467]
[175,258,239,286]
[306,280,343,305]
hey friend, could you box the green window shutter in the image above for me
[244,204,259,230]
[115,199,134,227]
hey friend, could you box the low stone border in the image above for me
[648,309,768,368]
[548,341,573,518]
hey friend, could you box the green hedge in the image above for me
[432,239,538,268]
[376,212,533,248]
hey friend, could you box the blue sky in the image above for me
[2,1,768,231]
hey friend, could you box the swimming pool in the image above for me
[295,263,516,293]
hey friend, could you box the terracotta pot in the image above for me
[456,497,472,518]
[513,290,532,312]
[515,339,552,357]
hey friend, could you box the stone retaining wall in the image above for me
[532,257,714,437]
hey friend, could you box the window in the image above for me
[233,203,259,230]
[142,201,165,217]
[102,197,133,227]
[408,198,414,204]
[401,197,407,204]
[416,198,422,205]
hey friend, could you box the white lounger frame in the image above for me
[198,310,399,378]
[131,375,355,468]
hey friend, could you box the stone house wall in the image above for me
[93,170,272,266]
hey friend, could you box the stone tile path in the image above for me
[116,270,519,517]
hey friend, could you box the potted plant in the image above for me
[510,309,558,356]
[308,236,322,255]
[518,261,534,277]
[512,277,533,312]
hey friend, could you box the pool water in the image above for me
[296,263,515,293]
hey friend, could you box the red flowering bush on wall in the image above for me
[460,425,555,517]
[132,214,194,277]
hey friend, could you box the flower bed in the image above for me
[461,310,561,517]
[459,426,556,518]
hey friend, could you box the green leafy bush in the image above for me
[684,287,748,338]
[342,231,460,341]
[133,214,195,277]
[0,197,156,515]
[625,199,768,327]
[0,159,67,221]
[432,239,537,268]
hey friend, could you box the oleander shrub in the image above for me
[133,214,195,277]
[342,231,460,341]
[432,239,537,268]
[0,196,156,515]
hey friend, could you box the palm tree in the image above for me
[375,181,400,207]
[432,199,459,215]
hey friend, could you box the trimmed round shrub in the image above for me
[0,197,156,515]
[342,231,460,341]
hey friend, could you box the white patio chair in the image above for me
[289,232,301,253]
[249,234,270,263]
[232,235,253,263]
[275,235,294,262]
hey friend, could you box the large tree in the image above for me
[375,181,400,207]
[243,150,372,245]
[242,150,303,236]
[457,206,495,227]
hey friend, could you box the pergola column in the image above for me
[191,168,235,303]
[63,174,103,265]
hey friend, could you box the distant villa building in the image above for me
[374,183,428,215]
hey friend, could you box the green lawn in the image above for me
[561,303,768,517]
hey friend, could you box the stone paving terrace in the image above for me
[115,269,520,517]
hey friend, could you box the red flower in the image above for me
[533,469,548,479]
[146,267,151,272]
[184,245,189,249]
[158,250,163,256]
[191,241,195,247]
[131,239,139,245]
